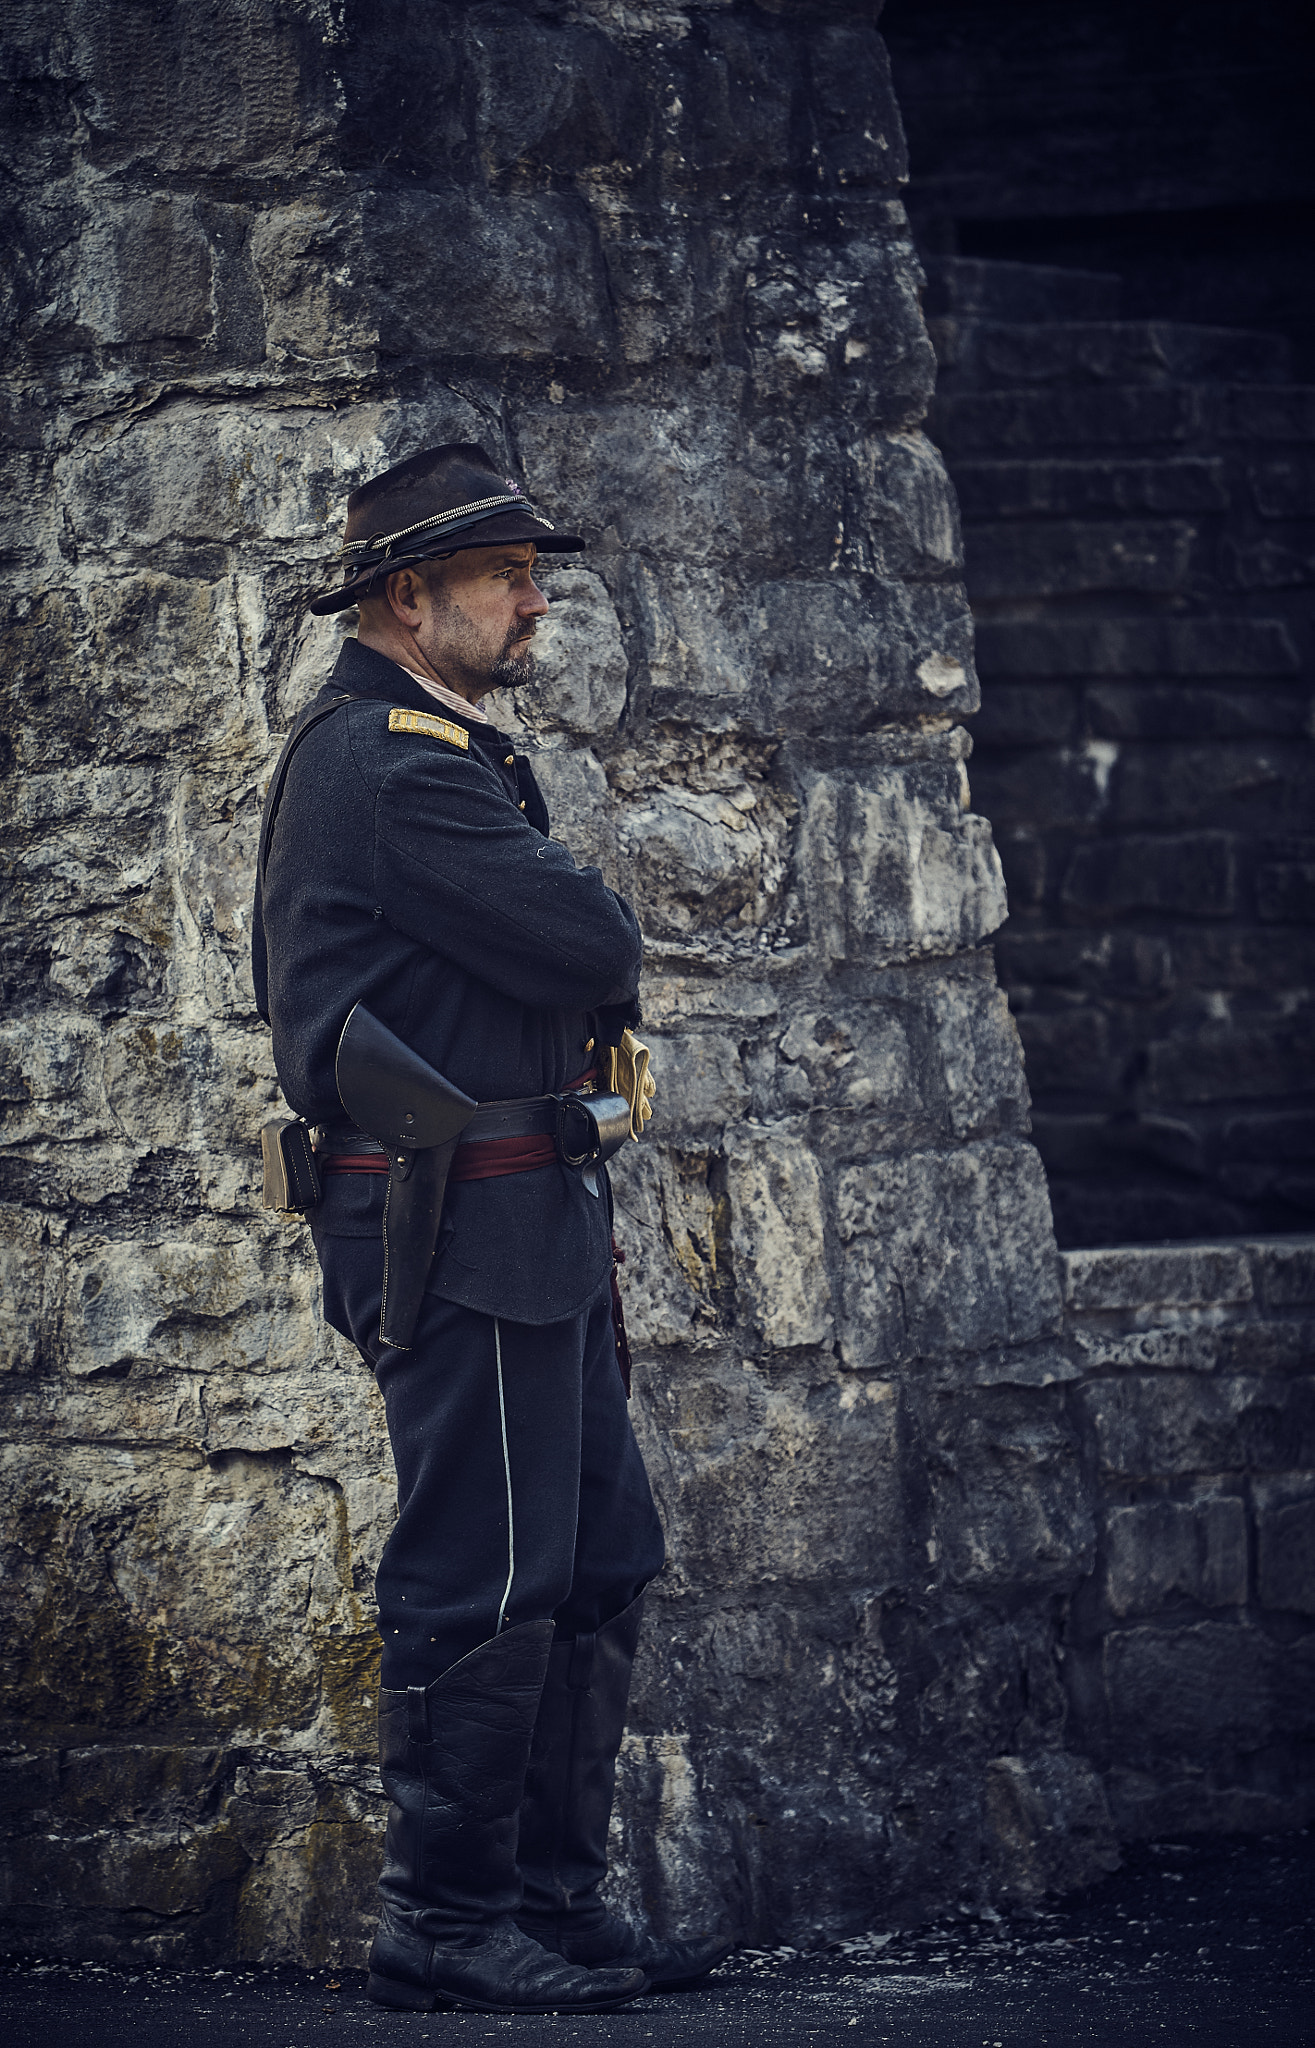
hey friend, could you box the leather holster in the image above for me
[334,1003,477,1350]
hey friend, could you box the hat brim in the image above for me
[308,509,586,615]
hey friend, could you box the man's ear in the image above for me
[385,565,426,624]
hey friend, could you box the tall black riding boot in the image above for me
[368,1620,647,2013]
[515,1595,734,1992]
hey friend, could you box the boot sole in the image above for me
[646,1939,737,1992]
[367,1970,648,2014]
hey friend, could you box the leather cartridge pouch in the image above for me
[261,1118,322,1212]
[555,1091,634,1169]
[334,1003,477,1351]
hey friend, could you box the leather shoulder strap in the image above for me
[258,694,367,882]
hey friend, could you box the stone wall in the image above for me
[0,0,1311,1969]
[923,255,1315,1249]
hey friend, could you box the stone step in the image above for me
[921,256,1122,322]
[930,319,1293,389]
[974,614,1301,679]
[962,518,1198,602]
[953,457,1230,521]
[931,384,1315,457]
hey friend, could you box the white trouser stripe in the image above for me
[493,1317,515,1634]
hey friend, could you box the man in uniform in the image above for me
[251,444,731,2015]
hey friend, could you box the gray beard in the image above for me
[487,640,535,693]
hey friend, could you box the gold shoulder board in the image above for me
[388,707,470,752]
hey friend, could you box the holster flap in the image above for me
[334,1001,477,1153]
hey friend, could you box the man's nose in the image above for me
[518,581,549,618]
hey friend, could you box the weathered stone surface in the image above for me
[798,750,1008,970]
[1081,1374,1315,1480]
[1063,1243,1253,1314]
[1253,1477,1315,1616]
[983,1752,1119,1905]
[3,0,1310,1973]
[1101,1622,1315,1757]
[1102,1496,1249,1616]
[928,1387,1095,1590]
[916,240,1315,1250]
[838,1141,1061,1368]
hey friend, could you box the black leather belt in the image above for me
[316,1091,573,1155]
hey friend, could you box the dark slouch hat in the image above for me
[308,442,584,615]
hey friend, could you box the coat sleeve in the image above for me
[371,742,643,1010]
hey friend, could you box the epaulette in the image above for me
[387,707,470,752]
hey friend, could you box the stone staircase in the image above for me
[924,258,1315,1248]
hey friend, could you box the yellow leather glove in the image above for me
[606,1028,656,1141]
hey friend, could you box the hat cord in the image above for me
[340,492,551,558]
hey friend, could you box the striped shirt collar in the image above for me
[401,667,491,726]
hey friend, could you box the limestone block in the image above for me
[1062,1242,1254,1313]
[0,1209,47,1375]
[1247,1237,1315,1310]
[928,1387,1095,1590]
[0,1440,358,1737]
[101,1021,270,1156]
[983,1752,1118,1906]
[1082,1374,1315,1479]
[516,388,840,571]
[63,408,382,551]
[746,231,935,420]
[643,1032,749,1137]
[1254,1477,1315,1615]
[250,202,375,363]
[2,1811,250,1965]
[67,195,214,346]
[617,781,789,939]
[799,758,1008,970]
[47,918,170,1020]
[234,1813,380,1967]
[1102,1622,1286,1755]
[848,429,965,582]
[367,190,614,361]
[615,561,757,725]
[0,1011,110,1144]
[492,569,627,742]
[759,577,978,727]
[807,23,908,187]
[776,1003,923,1120]
[61,1236,304,1380]
[1060,832,1238,919]
[74,0,333,176]
[9,574,243,748]
[1014,1007,1113,1098]
[965,518,1196,601]
[973,614,1300,680]
[645,1362,904,1588]
[1068,1314,1311,1378]
[774,974,1027,1141]
[725,1126,832,1350]
[1103,1495,1249,1616]
[4,1372,207,1449]
[179,786,266,1018]
[881,973,1031,1140]
[838,1141,1061,1368]
[608,1145,719,1349]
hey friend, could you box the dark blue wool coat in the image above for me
[252,637,643,1324]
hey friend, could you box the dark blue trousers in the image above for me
[314,1233,665,1690]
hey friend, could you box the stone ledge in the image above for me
[1062,1234,1315,1316]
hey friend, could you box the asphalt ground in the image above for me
[3,1829,1312,2047]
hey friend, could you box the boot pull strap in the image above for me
[407,1684,430,1743]
[566,1634,596,1690]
